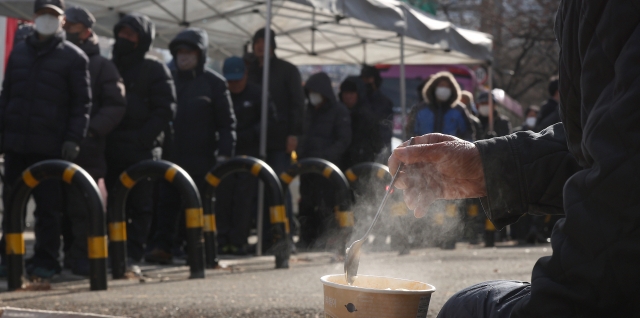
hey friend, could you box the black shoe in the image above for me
[144,248,173,264]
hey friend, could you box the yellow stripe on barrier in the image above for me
[322,167,333,179]
[269,205,286,224]
[87,236,108,259]
[251,163,262,176]
[205,173,221,187]
[345,169,357,182]
[185,208,204,228]
[390,202,408,216]
[203,214,217,232]
[120,172,136,189]
[62,165,77,184]
[485,218,496,231]
[280,172,293,185]
[164,166,178,182]
[5,233,25,255]
[108,222,127,242]
[335,211,355,227]
[446,204,457,218]
[377,168,387,180]
[22,170,39,188]
[468,204,479,217]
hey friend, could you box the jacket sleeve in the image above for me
[212,78,236,157]
[138,61,176,146]
[474,123,582,229]
[89,59,126,137]
[322,106,352,163]
[66,52,92,143]
[286,64,305,137]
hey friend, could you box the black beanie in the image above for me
[340,79,358,93]
[253,27,276,49]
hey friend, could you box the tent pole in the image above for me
[487,65,494,133]
[400,35,407,141]
[256,0,273,257]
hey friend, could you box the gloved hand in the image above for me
[61,141,80,161]
[389,133,486,218]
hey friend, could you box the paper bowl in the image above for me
[321,274,435,318]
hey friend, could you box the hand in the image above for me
[61,141,80,161]
[286,136,298,153]
[388,133,486,218]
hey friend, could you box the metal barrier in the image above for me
[280,158,353,254]
[109,160,205,279]
[204,156,288,269]
[344,162,391,185]
[5,160,107,291]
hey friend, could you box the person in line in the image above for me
[106,13,176,263]
[60,5,126,275]
[144,28,236,263]
[360,65,394,157]
[0,0,91,278]
[533,76,560,132]
[390,1,639,315]
[297,72,351,249]
[514,105,540,132]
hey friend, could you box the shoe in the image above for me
[26,265,61,279]
[144,248,173,264]
[71,259,90,276]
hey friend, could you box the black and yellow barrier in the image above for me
[344,162,391,185]
[280,158,353,253]
[5,160,107,291]
[204,156,288,268]
[109,160,205,279]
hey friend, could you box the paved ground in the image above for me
[0,235,552,318]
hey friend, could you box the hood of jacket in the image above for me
[304,72,336,108]
[113,14,154,63]
[76,32,100,57]
[169,28,208,73]
[340,76,369,111]
[422,71,461,108]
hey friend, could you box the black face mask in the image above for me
[65,32,82,46]
[113,37,136,57]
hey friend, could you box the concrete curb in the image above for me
[0,307,124,317]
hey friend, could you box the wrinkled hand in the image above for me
[286,136,298,153]
[388,133,486,218]
[61,141,80,161]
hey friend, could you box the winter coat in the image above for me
[0,30,91,156]
[73,32,126,179]
[107,14,176,164]
[231,82,264,157]
[247,55,305,152]
[340,77,383,169]
[477,111,511,139]
[405,71,473,141]
[166,28,236,178]
[300,72,351,166]
[533,98,560,132]
[366,89,394,147]
[475,1,640,316]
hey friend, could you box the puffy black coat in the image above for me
[231,82,264,157]
[107,14,176,164]
[366,88,394,146]
[167,28,236,177]
[533,98,560,132]
[0,30,91,156]
[300,72,351,166]
[247,55,305,151]
[339,76,383,169]
[73,32,126,178]
[475,1,640,316]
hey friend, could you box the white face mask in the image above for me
[478,105,490,117]
[176,53,198,71]
[525,117,537,128]
[435,87,452,102]
[35,14,62,36]
[309,92,324,106]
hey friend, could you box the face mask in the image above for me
[309,92,324,106]
[176,53,199,71]
[478,105,490,117]
[525,117,537,128]
[435,87,452,102]
[35,14,61,36]
[113,38,136,56]
[65,32,82,46]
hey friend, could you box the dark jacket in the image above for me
[231,82,264,157]
[0,30,91,156]
[167,28,236,177]
[475,1,640,316]
[300,72,351,166]
[107,14,176,164]
[405,71,474,141]
[247,55,305,151]
[477,110,511,139]
[367,89,394,146]
[340,77,383,169]
[73,32,126,179]
[533,98,560,132]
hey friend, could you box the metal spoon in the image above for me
[344,137,415,285]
